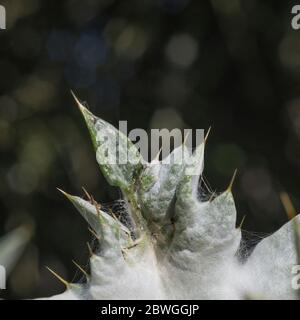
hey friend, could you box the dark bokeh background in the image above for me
[0,0,300,299]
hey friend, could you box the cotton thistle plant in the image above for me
[1,100,299,300]
[40,94,300,300]
[38,97,300,299]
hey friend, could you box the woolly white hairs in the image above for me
[3,94,299,300]
[36,95,300,300]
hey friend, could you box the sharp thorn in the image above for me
[280,192,297,220]
[201,175,213,194]
[70,90,84,111]
[88,227,100,240]
[109,208,119,222]
[91,197,101,217]
[153,146,162,162]
[82,187,92,202]
[227,169,238,192]
[57,187,68,196]
[56,188,72,200]
[239,215,247,229]
[87,242,94,257]
[204,126,211,143]
[72,260,89,280]
[209,191,216,202]
[46,266,70,289]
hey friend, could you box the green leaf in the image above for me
[72,92,142,191]
[176,141,205,208]
[138,144,190,222]
[172,141,241,268]
[59,189,131,256]
[244,215,300,299]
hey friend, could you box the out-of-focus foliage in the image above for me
[0,0,299,298]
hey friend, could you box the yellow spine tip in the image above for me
[87,242,94,257]
[209,191,216,202]
[227,169,238,192]
[239,215,247,229]
[280,192,297,220]
[88,227,100,240]
[204,126,211,143]
[72,260,89,280]
[56,188,72,200]
[153,146,162,162]
[82,186,91,202]
[70,90,84,111]
[91,197,102,218]
[56,187,68,196]
[46,266,70,289]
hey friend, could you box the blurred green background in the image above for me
[0,0,300,299]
